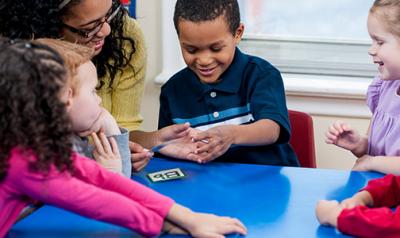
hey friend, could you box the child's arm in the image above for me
[337,205,400,237]
[15,153,246,237]
[11,154,171,237]
[325,120,368,157]
[192,119,280,163]
[352,155,400,175]
[164,203,247,237]
[316,174,400,237]
[340,190,374,209]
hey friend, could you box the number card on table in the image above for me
[147,168,185,183]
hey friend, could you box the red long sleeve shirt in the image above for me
[0,148,174,237]
[338,174,400,238]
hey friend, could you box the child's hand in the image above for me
[129,142,153,172]
[352,155,375,171]
[166,204,247,237]
[315,200,343,227]
[341,191,373,209]
[192,125,234,163]
[91,131,122,174]
[325,120,361,151]
[77,108,119,137]
[185,212,247,238]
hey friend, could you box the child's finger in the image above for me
[91,132,105,154]
[327,126,339,136]
[108,137,120,157]
[232,218,247,232]
[325,132,337,143]
[332,123,344,134]
[219,221,247,236]
[98,132,113,154]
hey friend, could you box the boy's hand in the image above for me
[341,191,373,209]
[157,136,208,163]
[192,125,234,163]
[325,120,361,151]
[91,131,122,174]
[315,200,343,227]
[129,142,153,172]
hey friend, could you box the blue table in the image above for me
[9,158,383,237]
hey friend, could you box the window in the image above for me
[238,0,375,77]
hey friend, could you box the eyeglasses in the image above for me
[62,4,121,41]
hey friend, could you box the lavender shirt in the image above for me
[367,76,400,156]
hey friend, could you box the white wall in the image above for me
[136,1,371,170]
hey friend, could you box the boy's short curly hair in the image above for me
[0,37,74,180]
[173,0,240,36]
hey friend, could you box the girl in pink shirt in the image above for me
[0,38,247,238]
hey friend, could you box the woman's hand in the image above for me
[129,142,153,172]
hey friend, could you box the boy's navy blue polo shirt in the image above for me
[159,48,298,166]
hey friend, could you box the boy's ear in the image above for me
[234,23,245,43]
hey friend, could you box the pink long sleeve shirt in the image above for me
[0,148,174,237]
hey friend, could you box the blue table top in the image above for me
[9,158,383,238]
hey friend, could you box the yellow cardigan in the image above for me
[97,16,146,131]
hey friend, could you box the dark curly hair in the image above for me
[0,0,136,89]
[0,37,74,181]
[173,0,240,36]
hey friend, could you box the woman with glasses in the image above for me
[0,0,193,171]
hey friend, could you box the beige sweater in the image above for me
[97,16,146,131]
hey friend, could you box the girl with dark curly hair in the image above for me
[0,38,247,237]
[0,0,196,172]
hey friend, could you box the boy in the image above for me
[158,0,298,166]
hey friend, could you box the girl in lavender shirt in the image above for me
[325,0,400,175]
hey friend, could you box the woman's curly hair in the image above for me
[0,0,136,89]
[0,37,74,181]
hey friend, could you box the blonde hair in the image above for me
[34,38,93,93]
[370,0,400,38]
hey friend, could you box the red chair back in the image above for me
[288,110,316,168]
